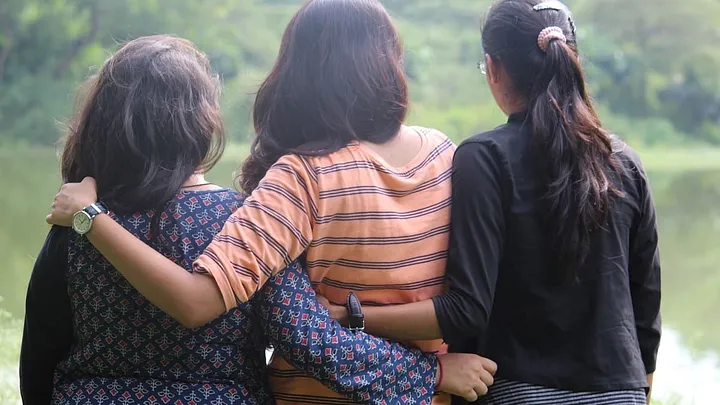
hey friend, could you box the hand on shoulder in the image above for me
[47,177,98,227]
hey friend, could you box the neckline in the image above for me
[353,126,429,172]
[508,111,528,123]
[178,187,231,195]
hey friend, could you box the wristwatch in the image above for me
[72,202,109,235]
[346,292,365,332]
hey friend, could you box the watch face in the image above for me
[72,211,92,235]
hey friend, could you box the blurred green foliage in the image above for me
[0,0,719,146]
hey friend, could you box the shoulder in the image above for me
[462,121,518,148]
[408,126,457,150]
[270,154,319,183]
[456,125,514,164]
[450,126,516,191]
[611,137,645,173]
[164,189,246,223]
[174,188,244,205]
[39,225,69,264]
[608,137,652,200]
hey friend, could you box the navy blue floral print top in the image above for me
[55,189,270,404]
[21,189,438,405]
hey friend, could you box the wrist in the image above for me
[72,201,108,236]
[435,355,445,390]
[345,292,365,332]
[332,306,349,326]
[75,198,97,213]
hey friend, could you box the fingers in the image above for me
[479,368,494,388]
[47,197,57,224]
[482,357,498,375]
[81,176,98,190]
[473,382,489,398]
[462,389,479,403]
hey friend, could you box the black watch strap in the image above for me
[84,202,108,217]
[346,292,364,332]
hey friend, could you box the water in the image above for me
[645,169,720,404]
[1,151,719,404]
[654,329,720,404]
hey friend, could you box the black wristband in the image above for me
[346,292,364,332]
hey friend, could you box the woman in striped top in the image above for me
[45,0,497,404]
[321,1,661,404]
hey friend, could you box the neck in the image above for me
[182,173,208,188]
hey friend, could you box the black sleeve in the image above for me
[20,226,74,405]
[629,163,662,374]
[432,141,507,347]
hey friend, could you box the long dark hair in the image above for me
[239,0,408,193]
[482,0,623,281]
[61,35,225,219]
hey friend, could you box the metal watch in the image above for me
[346,292,365,332]
[72,202,109,235]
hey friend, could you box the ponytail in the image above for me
[531,38,621,281]
[482,0,623,282]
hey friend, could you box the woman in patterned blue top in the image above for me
[22,35,491,405]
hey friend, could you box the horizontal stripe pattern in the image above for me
[318,167,452,199]
[479,379,647,405]
[195,126,455,405]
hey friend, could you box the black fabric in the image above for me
[432,113,661,395]
[20,226,73,405]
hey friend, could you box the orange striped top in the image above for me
[195,126,455,405]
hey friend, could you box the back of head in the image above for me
[241,0,408,193]
[62,35,224,214]
[482,0,622,281]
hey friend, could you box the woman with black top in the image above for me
[319,1,661,404]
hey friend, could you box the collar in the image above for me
[508,111,528,123]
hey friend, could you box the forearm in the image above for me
[646,373,653,404]
[87,214,225,327]
[259,263,437,404]
[361,300,443,341]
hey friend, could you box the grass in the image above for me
[637,148,720,173]
[0,307,21,405]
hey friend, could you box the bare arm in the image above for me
[47,155,316,328]
[46,178,224,327]
[260,262,496,403]
[324,298,442,341]
[86,214,225,327]
[325,142,507,344]
[646,373,654,404]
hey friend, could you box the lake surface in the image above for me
[1,151,719,404]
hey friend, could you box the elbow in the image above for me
[178,316,208,330]
[434,292,489,343]
[453,311,489,340]
[172,305,217,329]
[167,283,227,329]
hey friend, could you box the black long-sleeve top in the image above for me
[432,112,661,393]
[20,226,74,404]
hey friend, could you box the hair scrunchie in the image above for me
[537,26,566,52]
